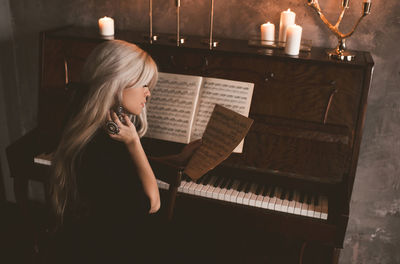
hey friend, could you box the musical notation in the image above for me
[145,73,254,147]
[184,105,254,180]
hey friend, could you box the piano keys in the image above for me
[156,174,329,220]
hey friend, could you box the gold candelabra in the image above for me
[307,0,371,61]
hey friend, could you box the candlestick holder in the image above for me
[145,0,158,43]
[174,0,186,46]
[307,0,371,61]
[201,0,219,49]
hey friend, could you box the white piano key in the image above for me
[221,179,235,201]
[293,191,302,215]
[236,182,248,204]
[255,185,266,208]
[300,193,309,216]
[156,179,168,190]
[225,180,240,202]
[280,190,290,213]
[287,191,296,214]
[307,195,316,217]
[182,180,194,194]
[230,180,243,203]
[218,178,232,200]
[194,177,207,196]
[273,188,283,211]
[211,176,225,199]
[321,196,328,220]
[242,183,256,205]
[261,187,271,209]
[248,183,259,207]
[200,175,217,197]
[313,195,322,219]
[178,177,189,192]
[267,187,277,210]
[205,176,219,198]
[188,180,199,195]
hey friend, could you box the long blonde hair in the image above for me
[50,40,158,224]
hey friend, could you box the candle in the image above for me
[279,9,296,43]
[261,22,275,42]
[284,24,302,56]
[98,16,115,36]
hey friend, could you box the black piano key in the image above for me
[262,184,269,196]
[220,177,229,189]
[202,174,212,185]
[269,186,276,197]
[280,189,287,199]
[226,178,234,190]
[244,182,252,193]
[237,181,245,192]
[314,195,320,206]
[288,190,294,201]
[306,194,312,205]
[213,176,223,187]
[299,192,305,203]
[255,184,262,195]
[185,175,191,182]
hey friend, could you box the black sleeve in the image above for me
[76,131,150,219]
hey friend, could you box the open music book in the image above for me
[145,72,254,152]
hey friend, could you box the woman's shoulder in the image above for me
[81,129,127,162]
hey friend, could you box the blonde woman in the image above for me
[49,40,200,263]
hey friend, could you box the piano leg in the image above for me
[332,247,341,264]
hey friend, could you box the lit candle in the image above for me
[284,24,302,56]
[261,22,275,42]
[279,9,296,43]
[98,16,115,36]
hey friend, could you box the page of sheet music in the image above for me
[184,105,253,180]
[190,77,254,152]
[145,72,202,143]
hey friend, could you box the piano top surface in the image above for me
[44,26,374,67]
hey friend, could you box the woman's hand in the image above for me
[107,111,140,145]
[148,195,161,214]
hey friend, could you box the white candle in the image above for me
[98,16,115,36]
[285,24,302,55]
[279,9,296,43]
[261,22,275,42]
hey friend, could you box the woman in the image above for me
[49,40,199,263]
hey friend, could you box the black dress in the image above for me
[51,130,156,263]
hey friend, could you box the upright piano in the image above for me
[7,26,373,263]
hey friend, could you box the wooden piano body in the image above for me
[6,26,373,263]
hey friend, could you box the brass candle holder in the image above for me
[307,0,371,61]
[146,0,158,43]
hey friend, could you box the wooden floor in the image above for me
[0,201,335,264]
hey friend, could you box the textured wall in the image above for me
[2,0,399,262]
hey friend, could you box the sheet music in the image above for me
[184,105,253,180]
[146,72,202,143]
[190,77,254,152]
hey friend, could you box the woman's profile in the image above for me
[49,39,199,263]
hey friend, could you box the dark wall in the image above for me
[1,0,399,263]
